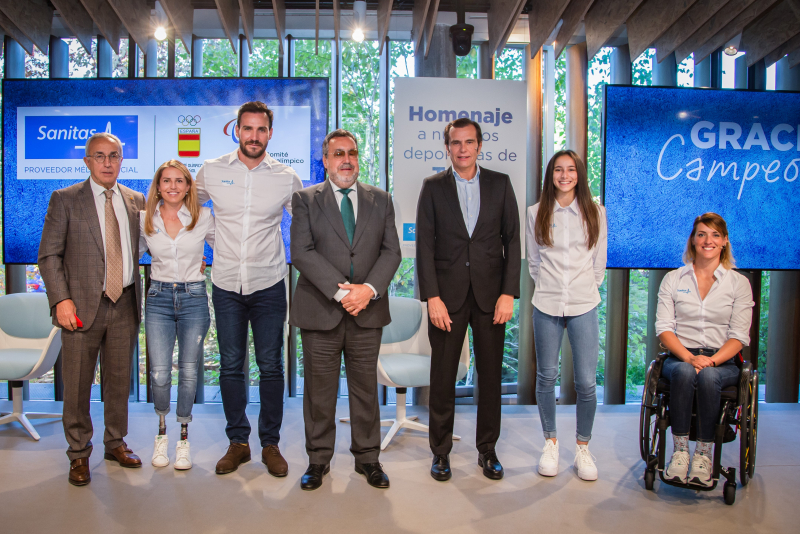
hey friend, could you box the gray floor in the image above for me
[1,399,797,533]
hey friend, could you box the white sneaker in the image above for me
[152,434,170,467]
[538,439,559,477]
[574,444,598,481]
[174,440,192,470]
[665,450,690,484]
[688,452,713,487]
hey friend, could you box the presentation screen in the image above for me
[2,77,329,265]
[603,84,800,270]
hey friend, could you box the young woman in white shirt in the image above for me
[655,212,753,487]
[526,149,607,481]
[139,160,215,470]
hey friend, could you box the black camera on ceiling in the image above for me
[450,24,474,56]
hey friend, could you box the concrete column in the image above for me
[97,36,113,77]
[145,39,158,77]
[611,45,631,85]
[766,57,800,403]
[239,34,249,77]
[414,24,456,78]
[517,45,543,405]
[478,42,494,80]
[49,36,69,78]
[694,56,710,88]
[734,55,747,89]
[128,38,139,78]
[748,59,766,90]
[191,35,203,76]
[559,42,588,404]
[710,49,722,88]
[652,52,676,86]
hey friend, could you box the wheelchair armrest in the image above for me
[738,358,753,402]
[655,352,670,364]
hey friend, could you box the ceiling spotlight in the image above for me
[352,0,366,43]
[352,28,365,43]
[154,26,167,41]
[724,45,738,56]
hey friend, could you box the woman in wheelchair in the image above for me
[654,213,754,487]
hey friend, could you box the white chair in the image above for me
[0,293,63,440]
[341,297,470,450]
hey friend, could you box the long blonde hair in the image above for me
[144,160,200,236]
[683,212,736,269]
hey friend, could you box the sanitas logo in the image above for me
[223,119,239,144]
[25,115,138,160]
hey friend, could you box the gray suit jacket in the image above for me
[38,178,146,329]
[289,180,401,331]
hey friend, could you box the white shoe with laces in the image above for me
[688,452,713,487]
[152,434,170,467]
[174,440,192,470]
[574,444,598,481]
[538,439,560,477]
[665,450,690,484]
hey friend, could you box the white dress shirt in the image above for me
[655,264,754,349]
[526,198,607,317]
[453,166,481,236]
[138,204,215,283]
[328,179,377,302]
[89,178,134,289]
[196,150,303,295]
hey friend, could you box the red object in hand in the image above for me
[74,315,83,328]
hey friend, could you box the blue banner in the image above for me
[603,85,800,270]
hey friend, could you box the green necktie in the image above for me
[339,188,355,280]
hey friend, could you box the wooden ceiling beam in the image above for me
[213,0,240,53]
[487,0,527,57]
[273,0,287,55]
[107,0,152,53]
[0,0,53,54]
[627,0,698,61]
[315,0,320,53]
[412,0,431,51]
[764,31,800,68]
[51,0,94,55]
[424,0,441,58]
[333,0,340,48]
[692,0,780,63]
[0,11,35,55]
[741,0,800,67]
[239,0,254,54]
[79,0,122,55]
[584,0,645,60]
[527,0,570,59]
[377,0,393,54]
[673,0,758,64]
[653,0,729,63]
[554,0,597,61]
[159,0,195,55]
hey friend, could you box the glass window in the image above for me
[494,47,524,80]
[293,39,334,131]
[456,46,478,78]
[202,39,239,77]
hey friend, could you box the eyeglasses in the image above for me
[331,149,359,158]
[90,153,122,164]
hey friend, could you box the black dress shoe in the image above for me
[430,454,452,481]
[355,462,390,489]
[478,450,504,480]
[300,463,330,491]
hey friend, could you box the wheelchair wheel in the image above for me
[723,482,736,505]
[644,469,655,491]
[739,372,758,486]
[639,405,658,462]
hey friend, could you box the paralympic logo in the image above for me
[223,119,239,144]
[178,115,201,126]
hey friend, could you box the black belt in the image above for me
[103,284,134,299]
[685,347,718,356]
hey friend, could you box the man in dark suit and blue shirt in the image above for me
[290,129,401,490]
[416,118,521,481]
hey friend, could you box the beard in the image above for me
[328,166,359,188]
[239,139,267,160]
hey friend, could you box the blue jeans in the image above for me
[212,280,286,446]
[145,280,211,423]
[533,306,599,442]
[661,354,739,442]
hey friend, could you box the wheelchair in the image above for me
[639,352,758,505]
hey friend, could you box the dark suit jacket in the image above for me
[38,178,146,329]
[416,166,521,314]
[289,180,402,331]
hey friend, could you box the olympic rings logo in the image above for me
[178,115,201,126]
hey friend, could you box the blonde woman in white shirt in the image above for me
[526,149,607,481]
[655,213,753,487]
[139,160,215,470]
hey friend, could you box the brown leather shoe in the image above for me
[103,443,143,468]
[216,442,252,474]
[68,458,91,486]
[262,444,288,477]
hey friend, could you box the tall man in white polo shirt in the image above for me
[196,101,303,477]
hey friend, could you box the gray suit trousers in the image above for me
[301,315,382,465]
[61,289,138,460]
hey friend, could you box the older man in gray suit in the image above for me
[38,132,146,486]
[290,129,401,491]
